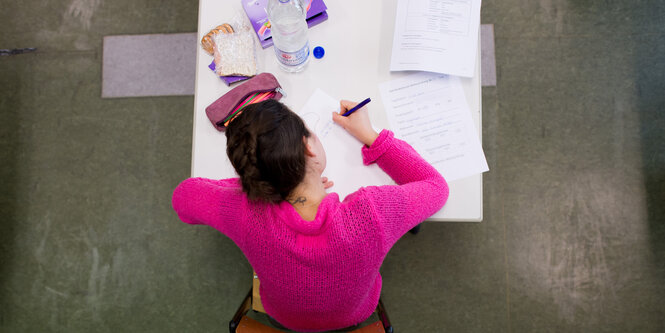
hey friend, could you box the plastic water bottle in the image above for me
[267,0,310,72]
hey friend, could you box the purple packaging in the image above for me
[242,0,328,48]
[209,61,250,86]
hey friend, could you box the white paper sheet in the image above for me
[390,0,482,78]
[298,89,394,200]
[379,72,488,181]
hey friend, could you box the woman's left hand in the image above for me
[321,177,334,189]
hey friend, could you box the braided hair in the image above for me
[225,99,310,203]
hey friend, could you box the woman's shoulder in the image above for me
[340,185,390,203]
[173,177,246,207]
[335,187,385,216]
[177,177,241,189]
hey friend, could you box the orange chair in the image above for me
[229,274,393,333]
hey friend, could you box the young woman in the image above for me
[172,99,448,332]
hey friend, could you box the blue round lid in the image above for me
[313,46,325,59]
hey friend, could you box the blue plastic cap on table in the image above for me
[313,46,325,59]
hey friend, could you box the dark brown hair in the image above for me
[225,99,310,203]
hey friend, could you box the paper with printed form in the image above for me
[379,72,488,181]
[298,89,394,200]
[390,0,482,78]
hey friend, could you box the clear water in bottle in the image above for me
[267,0,310,73]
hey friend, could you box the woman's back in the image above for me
[244,193,385,331]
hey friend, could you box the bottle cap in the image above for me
[313,46,325,59]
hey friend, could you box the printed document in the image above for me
[379,72,488,181]
[298,89,394,200]
[390,0,482,77]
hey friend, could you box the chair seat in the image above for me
[348,321,386,333]
[236,316,283,333]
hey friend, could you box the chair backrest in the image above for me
[252,272,265,313]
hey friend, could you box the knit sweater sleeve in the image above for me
[360,130,449,252]
[171,177,245,243]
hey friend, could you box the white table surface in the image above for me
[192,0,483,222]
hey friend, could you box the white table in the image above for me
[192,0,483,221]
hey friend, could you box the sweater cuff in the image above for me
[362,130,394,165]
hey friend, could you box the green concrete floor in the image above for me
[1,0,664,332]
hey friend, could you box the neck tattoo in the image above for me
[289,196,307,206]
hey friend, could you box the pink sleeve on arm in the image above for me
[171,178,245,241]
[361,130,449,251]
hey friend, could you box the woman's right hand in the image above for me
[332,100,380,147]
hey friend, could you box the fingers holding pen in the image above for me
[339,100,358,114]
[332,99,379,147]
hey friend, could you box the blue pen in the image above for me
[342,98,371,117]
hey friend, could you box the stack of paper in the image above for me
[390,0,482,78]
[385,0,488,181]
[379,72,488,182]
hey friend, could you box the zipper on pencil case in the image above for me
[223,89,276,122]
[220,87,285,126]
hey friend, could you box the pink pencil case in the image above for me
[205,72,284,131]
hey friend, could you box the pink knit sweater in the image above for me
[172,130,448,332]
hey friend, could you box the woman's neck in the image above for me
[286,172,327,221]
